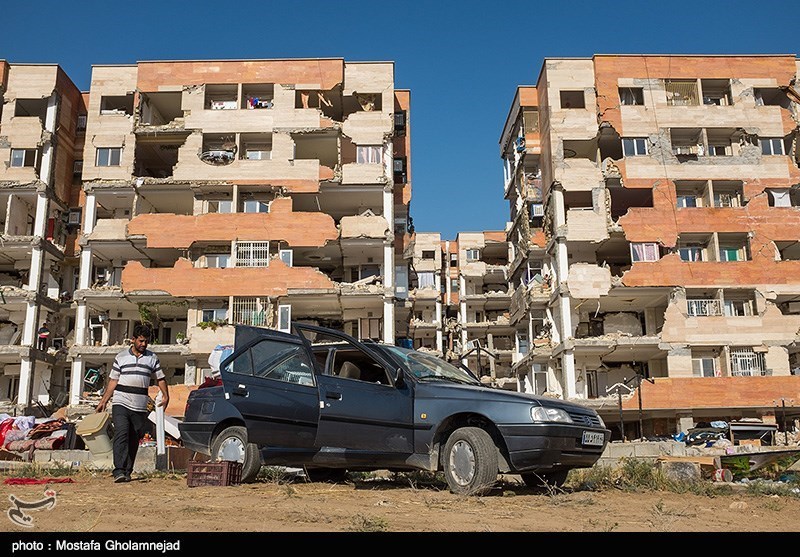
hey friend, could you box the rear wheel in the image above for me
[210,426,262,483]
[442,427,498,496]
[520,470,569,489]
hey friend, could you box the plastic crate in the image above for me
[187,460,243,487]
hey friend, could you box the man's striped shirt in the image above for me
[109,347,165,412]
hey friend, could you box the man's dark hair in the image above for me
[133,323,153,341]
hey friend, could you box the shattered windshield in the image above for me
[381,346,480,385]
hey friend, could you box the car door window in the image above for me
[227,348,253,376]
[250,340,315,386]
[332,348,390,385]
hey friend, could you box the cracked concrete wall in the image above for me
[339,215,390,239]
[412,233,442,273]
[566,263,611,299]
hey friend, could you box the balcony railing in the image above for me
[730,349,767,376]
[687,299,723,316]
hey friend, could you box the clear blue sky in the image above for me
[2,1,797,239]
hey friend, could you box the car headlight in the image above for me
[530,406,573,423]
[597,415,606,428]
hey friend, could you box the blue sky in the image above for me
[2,1,798,239]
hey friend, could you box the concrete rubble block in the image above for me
[658,460,702,483]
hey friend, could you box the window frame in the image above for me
[96,147,122,167]
[622,137,648,157]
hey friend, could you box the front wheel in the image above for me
[210,426,262,483]
[442,427,498,496]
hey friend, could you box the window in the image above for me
[208,200,233,213]
[767,189,795,208]
[242,200,269,213]
[630,242,660,262]
[232,297,268,326]
[236,241,270,267]
[559,90,585,109]
[422,250,435,260]
[96,148,121,167]
[665,79,699,106]
[10,149,37,168]
[206,254,230,268]
[76,114,87,131]
[450,278,459,291]
[466,249,481,261]
[677,195,698,208]
[417,272,435,289]
[277,305,291,333]
[202,308,228,322]
[730,348,766,376]
[720,247,744,262]
[73,160,83,175]
[622,138,648,157]
[724,299,752,317]
[522,108,539,133]
[679,246,704,262]
[619,87,644,106]
[356,145,383,164]
[393,157,407,184]
[394,111,407,135]
[530,203,544,217]
[100,95,134,115]
[450,253,458,266]
[245,147,271,160]
[687,299,722,317]
[279,249,293,267]
[707,144,730,157]
[760,138,785,156]
[701,79,732,106]
[517,332,529,355]
[692,357,718,377]
[532,363,548,395]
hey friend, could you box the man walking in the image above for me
[96,324,169,482]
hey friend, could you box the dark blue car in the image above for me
[179,324,610,495]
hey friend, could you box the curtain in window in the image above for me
[357,146,383,164]
[418,272,435,288]
[770,189,791,207]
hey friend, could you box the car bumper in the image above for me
[498,423,611,472]
[177,421,216,454]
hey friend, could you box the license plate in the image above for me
[582,431,605,446]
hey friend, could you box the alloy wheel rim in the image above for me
[449,440,476,486]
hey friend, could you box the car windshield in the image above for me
[380,346,480,385]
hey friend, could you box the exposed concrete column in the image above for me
[383,244,393,289]
[435,299,443,352]
[486,333,496,380]
[38,93,59,183]
[185,359,197,386]
[677,413,694,435]
[382,297,394,344]
[17,357,33,406]
[459,275,467,349]
[550,184,577,398]
[70,355,85,406]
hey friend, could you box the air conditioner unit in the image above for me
[68,209,82,225]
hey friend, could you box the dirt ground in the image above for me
[2,471,799,535]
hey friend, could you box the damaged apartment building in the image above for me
[0,62,85,411]
[400,231,515,387]
[0,57,412,408]
[501,54,800,439]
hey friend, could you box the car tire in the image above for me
[303,467,348,483]
[520,470,569,489]
[442,427,498,496]
[210,426,262,483]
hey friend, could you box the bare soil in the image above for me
[2,471,799,534]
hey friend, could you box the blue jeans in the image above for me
[111,404,149,478]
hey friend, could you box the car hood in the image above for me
[413,380,596,413]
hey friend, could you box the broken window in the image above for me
[356,145,383,165]
[706,128,736,156]
[200,134,237,165]
[664,79,699,106]
[559,90,585,109]
[723,290,755,317]
[670,128,703,157]
[754,88,791,108]
[618,87,644,106]
[622,137,648,157]
[95,147,121,167]
[701,79,732,106]
[134,134,187,177]
[563,139,597,161]
[766,189,798,208]
[242,84,274,109]
[760,137,785,156]
[10,149,38,168]
[240,133,272,160]
[711,181,744,208]
[100,95,134,116]
[775,241,800,261]
[205,85,238,110]
[14,98,48,120]
[676,181,707,208]
[630,242,660,263]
